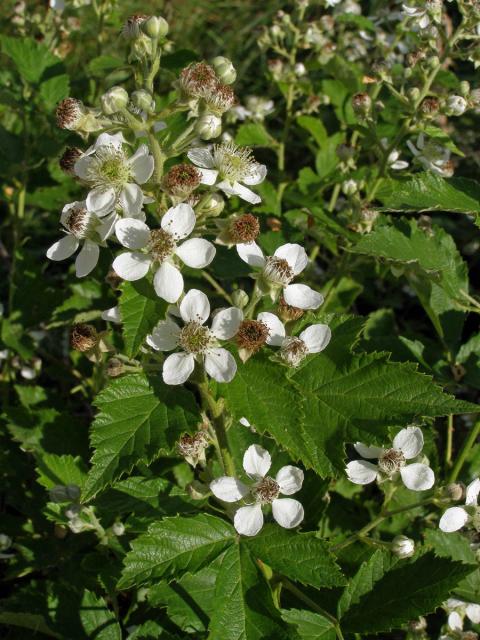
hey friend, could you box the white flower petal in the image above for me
[211,307,243,340]
[119,183,144,216]
[176,238,216,268]
[465,477,480,506]
[218,180,261,204]
[272,498,304,529]
[243,444,271,479]
[448,612,463,631]
[346,460,379,484]
[187,147,215,169]
[153,262,184,303]
[393,426,424,459]
[146,317,180,351]
[390,160,409,170]
[101,306,121,323]
[466,604,480,624]
[276,466,304,495]
[400,463,434,491]
[283,284,324,310]
[94,132,125,149]
[274,243,308,275]
[204,348,237,383]
[236,241,265,268]
[129,149,154,184]
[161,203,196,239]
[198,168,218,185]
[299,324,331,354]
[234,504,264,536]
[97,212,118,240]
[115,218,150,250]
[243,163,267,185]
[75,240,99,277]
[162,351,195,385]
[439,506,469,533]
[354,442,385,459]
[179,289,210,324]
[257,312,285,346]
[210,476,249,502]
[74,155,92,180]
[86,187,116,215]
[112,251,151,281]
[46,235,79,261]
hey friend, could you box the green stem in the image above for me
[201,271,233,305]
[197,380,235,476]
[282,579,344,639]
[244,284,263,319]
[449,419,480,483]
[446,414,454,470]
[147,131,166,185]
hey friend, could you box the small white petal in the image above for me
[161,203,196,240]
[46,235,79,261]
[187,147,215,169]
[218,180,261,204]
[115,218,150,250]
[176,238,216,268]
[439,507,469,532]
[346,460,379,485]
[272,498,304,529]
[112,252,151,281]
[146,317,180,351]
[465,477,480,506]
[234,504,264,536]
[390,160,409,170]
[162,351,195,385]
[239,417,251,427]
[354,442,385,459]
[448,612,463,631]
[243,444,271,479]
[101,306,121,324]
[257,312,285,346]
[274,243,308,275]
[466,604,480,624]
[75,240,99,277]
[153,262,184,303]
[179,289,210,324]
[400,463,434,491]
[204,348,237,383]
[243,163,267,185]
[283,284,324,310]
[129,150,154,184]
[86,187,116,215]
[236,241,265,268]
[97,212,118,240]
[276,466,304,495]
[299,324,331,353]
[119,183,143,216]
[210,476,249,502]
[73,154,92,179]
[94,132,125,149]
[393,426,424,460]
[198,168,218,185]
[211,307,243,340]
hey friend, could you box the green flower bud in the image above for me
[232,289,249,309]
[142,15,169,39]
[195,113,222,140]
[392,535,415,559]
[112,522,125,536]
[131,89,155,113]
[201,193,225,217]
[459,80,470,97]
[352,92,371,117]
[211,56,237,84]
[101,86,129,115]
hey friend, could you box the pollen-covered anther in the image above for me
[213,142,257,182]
[253,476,280,504]
[163,163,202,197]
[178,322,214,355]
[179,62,218,98]
[236,319,269,353]
[229,214,260,244]
[378,448,406,475]
[280,336,308,367]
[56,98,84,130]
[71,324,98,352]
[59,147,83,175]
[86,146,131,188]
[205,82,237,115]
[177,432,209,458]
[147,229,177,262]
[62,206,95,239]
[263,256,294,286]
[278,296,304,322]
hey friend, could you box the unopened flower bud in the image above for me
[71,324,98,352]
[470,88,480,106]
[122,14,148,39]
[188,480,209,500]
[459,81,470,97]
[142,15,169,39]
[407,87,421,103]
[0,534,12,551]
[444,482,465,502]
[446,95,467,116]
[101,86,129,115]
[195,113,222,140]
[112,522,125,536]
[342,179,358,196]
[211,56,236,84]
[392,535,415,559]
[65,504,81,519]
[68,516,86,534]
[59,147,83,175]
[294,62,307,77]
[107,358,124,378]
[352,92,371,117]
[231,289,249,309]
[131,89,155,113]
[201,193,225,217]
[427,55,440,69]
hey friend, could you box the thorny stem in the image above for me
[448,419,480,483]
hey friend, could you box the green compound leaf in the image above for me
[1,36,60,84]
[119,280,167,358]
[245,524,345,589]
[83,374,199,500]
[282,609,336,640]
[340,552,477,633]
[118,514,236,589]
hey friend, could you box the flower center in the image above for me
[253,476,280,504]
[177,432,209,458]
[280,337,308,367]
[263,256,294,286]
[148,229,176,262]
[213,142,257,182]
[86,146,131,188]
[205,83,236,115]
[236,320,269,352]
[61,206,96,239]
[178,322,213,354]
[70,324,98,352]
[229,214,260,244]
[378,448,406,475]
[278,296,304,322]
[180,62,218,98]
[56,98,83,129]
[163,163,201,196]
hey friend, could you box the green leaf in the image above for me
[118,514,235,589]
[297,115,328,147]
[36,453,87,490]
[282,609,336,640]
[208,543,288,640]
[245,524,345,589]
[79,590,122,640]
[39,74,70,111]
[235,122,272,147]
[1,36,59,84]
[119,280,167,358]
[341,552,476,633]
[83,373,199,500]
[377,172,480,215]
[88,55,124,76]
